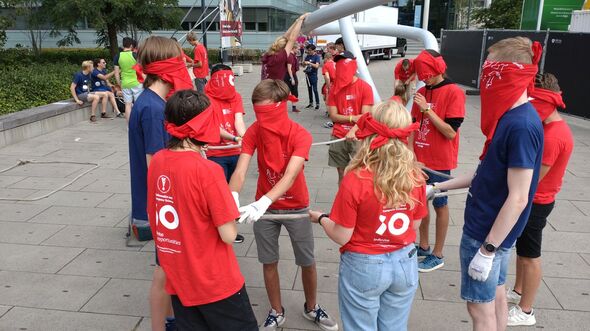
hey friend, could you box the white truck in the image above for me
[569,10,590,32]
[314,5,406,65]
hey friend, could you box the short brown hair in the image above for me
[252,79,290,104]
[138,36,183,88]
[535,72,560,92]
[165,90,211,148]
[487,37,533,64]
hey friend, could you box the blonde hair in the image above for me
[81,60,93,71]
[252,79,290,104]
[186,32,197,42]
[346,101,425,208]
[266,36,287,55]
[487,37,533,64]
[394,84,407,105]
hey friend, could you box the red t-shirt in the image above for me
[193,44,209,78]
[533,120,574,204]
[205,96,245,158]
[411,83,465,170]
[394,60,415,82]
[147,149,243,306]
[262,50,288,80]
[330,169,428,255]
[322,59,336,81]
[241,122,312,210]
[327,78,374,138]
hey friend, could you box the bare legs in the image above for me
[150,266,173,331]
[466,285,507,331]
[513,256,542,312]
[263,262,318,313]
[419,205,450,258]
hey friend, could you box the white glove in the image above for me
[290,78,295,86]
[238,195,272,224]
[426,184,440,200]
[468,249,495,282]
[231,191,240,210]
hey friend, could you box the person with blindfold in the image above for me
[410,49,466,274]
[506,73,573,327]
[147,90,258,331]
[327,51,374,186]
[428,37,544,331]
[309,100,426,331]
[129,35,195,331]
[229,80,338,331]
[394,59,416,103]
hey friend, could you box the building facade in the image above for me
[1,0,318,50]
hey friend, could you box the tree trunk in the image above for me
[107,23,118,60]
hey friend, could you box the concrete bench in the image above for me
[237,63,253,73]
[0,100,115,148]
[231,66,244,76]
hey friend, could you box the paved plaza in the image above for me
[0,59,589,331]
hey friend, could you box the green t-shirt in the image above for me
[115,50,141,89]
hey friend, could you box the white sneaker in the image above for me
[507,305,536,326]
[506,287,521,305]
[302,303,339,331]
[260,308,285,330]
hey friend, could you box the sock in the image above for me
[513,289,522,295]
[521,308,532,315]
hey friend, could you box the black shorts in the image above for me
[284,74,298,98]
[171,284,258,331]
[516,202,555,258]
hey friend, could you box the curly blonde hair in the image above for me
[266,36,287,55]
[346,101,425,208]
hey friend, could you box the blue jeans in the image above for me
[208,155,239,182]
[339,244,418,331]
[460,233,511,303]
[423,168,451,208]
[305,75,319,105]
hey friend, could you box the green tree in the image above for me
[2,0,48,56]
[472,0,523,29]
[0,15,10,48]
[44,0,182,59]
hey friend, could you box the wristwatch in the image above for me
[483,241,498,253]
[421,106,431,113]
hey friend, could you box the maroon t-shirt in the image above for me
[262,50,288,80]
[288,53,299,75]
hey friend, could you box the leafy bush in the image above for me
[0,62,78,115]
[0,48,112,66]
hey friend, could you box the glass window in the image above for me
[244,22,256,31]
[258,22,268,31]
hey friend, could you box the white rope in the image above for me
[207,144,240,150]
[0,160,99,202]
[434,189,469,198]
[422,167,454,180]
[258,213,310,220]
[311,137,346,146]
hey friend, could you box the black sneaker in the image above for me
[305,104,313,108]
[165,317,177,331]
[315,104,320,110]
[234,234,244,243]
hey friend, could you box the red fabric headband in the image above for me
[414,50,447,81]
[530,88,565,121]
[355,113,420,149]
[165,106,220,144]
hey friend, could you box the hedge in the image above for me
[0,47,262,115]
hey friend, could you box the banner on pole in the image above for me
[220,0,242,48]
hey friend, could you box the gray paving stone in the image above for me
[59,249,155,280]
[81,278,151,317]
[0,202,47,222]
[233,232,256,257]
[96,151,129,169]
[0,270,108,310]
[0,243,83,273]
[0,305,11,318]
[409,300,471,330]
[0,187,38,199]
[22,190,113,207]
[0,163,85,178]
[547,200,590,232]
[540,251,590,279]
[0,221,64,244]
[96,193,131,209]
[238,257,298,290]
[29,206,128,227]
[42,225,143,251]
[135,317,151,331]
[8,176,78,190]
[0,307,140,331]
[544,277,590,311]
[543,231,590,253]
[0,175,25,188]
[81,179,130,194]
[419,270,463,303]
[572,200,590,216]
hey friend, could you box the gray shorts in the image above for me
[328,135,358,168]
[253,208,315,267]
[77,92,95,102]
[122,85,143,103]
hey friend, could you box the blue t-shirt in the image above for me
[128,88,169,221]
[91,68,112,92]
[304,54,321,78]
[463,102,543,248]
[72,71,91,95]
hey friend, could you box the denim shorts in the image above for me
[460,233,511,303]
[122,85,143,103]
[423,169,450,208]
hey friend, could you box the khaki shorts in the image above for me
[253,208,315,266]
[328,135,358,168]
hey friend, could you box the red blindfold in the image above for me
[530,88,565,121]
[332,58,357,95]
[355,113,420,149]
[165,106,220,144]
[414,50,447,81]
[136,57,193,98]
